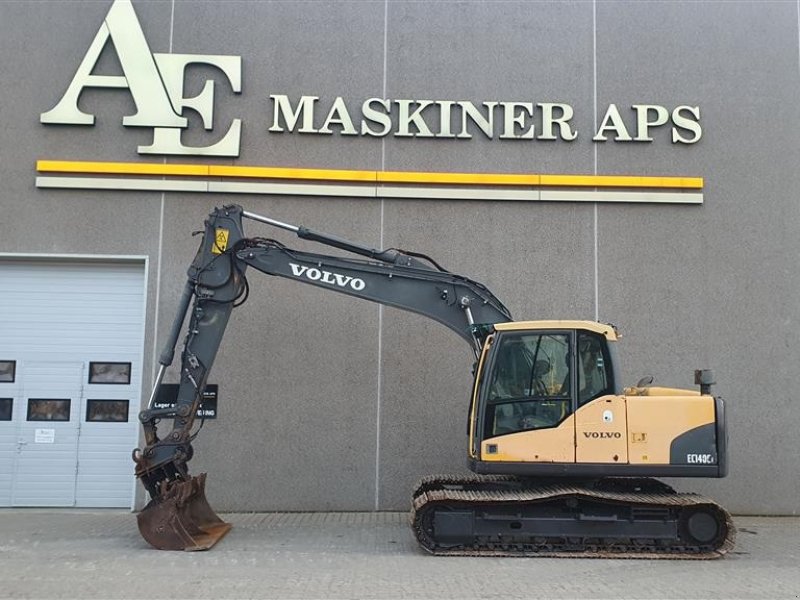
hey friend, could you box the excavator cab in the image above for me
[468,320,727,480]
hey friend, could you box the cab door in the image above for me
[477,330,575,463]
[573,331,628,463]
[574,395,628,463]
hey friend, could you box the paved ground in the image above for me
[0,511,796,599]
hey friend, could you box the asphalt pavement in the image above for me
[0,510,797,599]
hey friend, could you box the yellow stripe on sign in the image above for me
[36,160,703,189]
[209,165,377,182]
[377,170,541,186]
[37,160,210,176]
[539,174,703,188]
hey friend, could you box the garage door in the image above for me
[0,258,146,507]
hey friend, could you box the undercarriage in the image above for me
[411,474,735,558]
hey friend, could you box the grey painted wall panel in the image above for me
[172,1,387,169]
[383,1,595,174]
[375,1,599,507]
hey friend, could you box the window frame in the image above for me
[88,362,132,385]
[0,360,16,383]
[26,398,71,422]
[0,398,12,421]
[576,331,615,406]
[85,399,130,423]
[479,329,576,440]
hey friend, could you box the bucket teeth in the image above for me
[137,473,231,551]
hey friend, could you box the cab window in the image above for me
[577,332,613,405]
[484,332,571,437]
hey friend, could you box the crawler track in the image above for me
[411,474,735,558]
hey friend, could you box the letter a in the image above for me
[41,0,184,128]
[593,104,632,142]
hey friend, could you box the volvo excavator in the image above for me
[133,204,734,557]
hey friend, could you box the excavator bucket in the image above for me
[137,473,231,551]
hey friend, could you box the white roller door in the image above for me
[0,258,146,507]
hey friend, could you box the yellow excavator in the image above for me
[133,204,734,557]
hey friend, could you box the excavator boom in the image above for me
[133,204,512,549]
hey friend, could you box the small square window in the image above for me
[0,361,15,383]
[86,399,129,422]
[88,362,131,385]
[27,399,70,422]
[0,398,11,421]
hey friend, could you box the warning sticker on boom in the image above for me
[212,228,229,254]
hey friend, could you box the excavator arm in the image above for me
[133,204,511,550]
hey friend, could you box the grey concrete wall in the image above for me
[0,0,798,514]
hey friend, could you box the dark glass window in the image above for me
[86,399,129,422]
[27,399,70,421]
[577,332,613,405]
[88,362,131,384]
[0,398,11,421]
[0,361,15,383]
[488,333,571,401]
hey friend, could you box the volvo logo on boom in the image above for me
[289,263,366,291]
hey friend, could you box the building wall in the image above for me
[0,0,798,513]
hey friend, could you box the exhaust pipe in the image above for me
[694,369,715,395]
